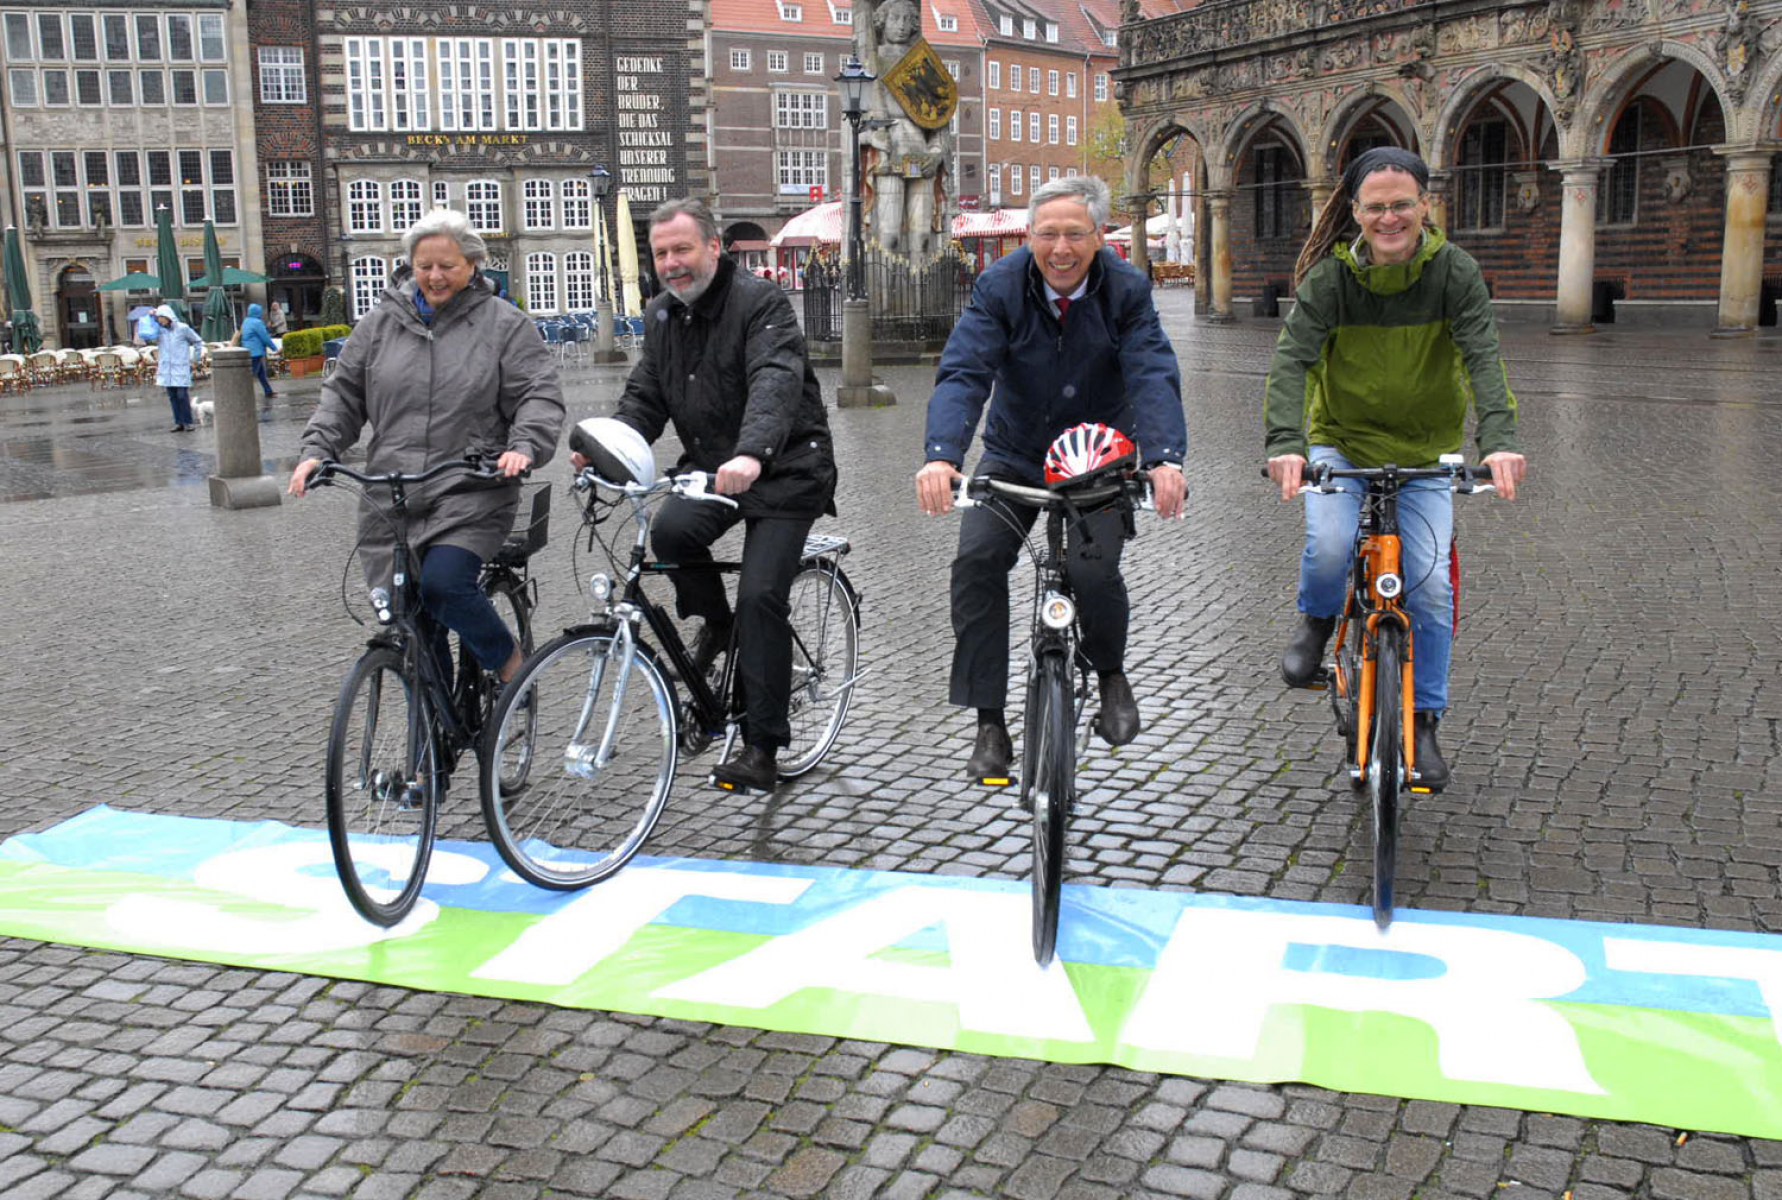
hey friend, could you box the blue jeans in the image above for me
[250,355,273,397]
[165,386,194,426]
[1298,446,1453,713]
[416,545,516,680]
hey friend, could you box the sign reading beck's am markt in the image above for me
[615,54,679,205]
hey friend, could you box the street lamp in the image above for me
[586,165,623,362]
[835,56,874,300]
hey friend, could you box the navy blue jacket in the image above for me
[924,247,1185,478]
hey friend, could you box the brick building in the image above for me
[247,0,328,327]
[1117,0,1782,332]
[315,1,708,319]
[0,2,263,348]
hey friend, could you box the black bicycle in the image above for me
[479,466,862,890]
[312,458,547,926]
[954,473,1152,966]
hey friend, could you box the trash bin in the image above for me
[1591,279,1622,325]
[1252,281,1281,319]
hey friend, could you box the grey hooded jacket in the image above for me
[299,269,565,584]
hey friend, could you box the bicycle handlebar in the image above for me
[575,467,742,510]
[311,456,513,489]
[1259,460,1496,495]
[953,474,1154,512]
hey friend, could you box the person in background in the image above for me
[265,300,289,338]
[238,303,277,399]
[153,304,204,433]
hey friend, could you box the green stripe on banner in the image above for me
[1,807,1781,1137]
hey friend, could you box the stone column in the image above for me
[1552,161,1602,334]
[207,348,281,508]
[1206,190,1234,323]
[1306,179,1335,222]
[835,298,894,407]
[1712,150,1772,337]
[1424,170,1451,232]
[1130,205,1149,275]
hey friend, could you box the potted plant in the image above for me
[282,328,325,377]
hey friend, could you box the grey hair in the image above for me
[400,206,488,264]
[1028,176,1111,229]
[649,197,721,244]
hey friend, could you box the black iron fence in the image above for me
[801,249,977,345]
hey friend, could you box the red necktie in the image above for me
[1055,297,1070,320]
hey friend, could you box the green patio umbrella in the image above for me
[188,266,269,288]
[96,271,161,292]
[153,205,187,323]
[3,226,41,353]
[198,221,234,341]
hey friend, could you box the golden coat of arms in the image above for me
[882,38,958,130]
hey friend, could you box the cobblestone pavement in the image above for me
[3,294,1782,1198]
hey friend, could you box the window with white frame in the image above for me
[43,68,67,104]
[1027,67,1038,91]
[1066,167,1077,177]
[804,52,823,74]
[999,15,1012,35]
[259,47,305,103]
[504,39,540,129]
[526,252,558,313]
[1048,166,1059,181]
[16,151,45,228]
[988,164,1001,204]
[778,150,826,193]
[1028,112,1039,141]
[767,50,788,73]
[267,161,313,218]
[1047,114,1057,143]
[988,109,1000,140]
[106,67,130,103]
[114,150,142,225]
[544,39,580,130]
[731,48,750,70]
[8,68,34,106]
[1029,164,1039,192]
[1103,29,1117,47]
[3,13,29,59]
[1094,72,1107,101]
[386,39,428,130]
[433,179,449,208]
[139,68,163,104]
[1045,22,1058,42]
[523,178,555,229]
[780,3,803,19]
[201,66,226,103]
[938,13,958,32]
[465,179,501,231]
[147,149,172,219]
[347,179,382,233]
[1023,18,1035,38]
[987,62,999,89]
[1047,69,1058,95]
[831,3,852,24]
[345,37,385,130]
[437,38,496,131]
[774,90,826,129]
[37,12,65,58]
[1066,115,1077,145]
[1066,72,1076,98]
[388,179,422,230]
[945,60,958,79]
[1009,109,1020,142]
[75,68,101,104]
[102,12,126,59]
[50,150,80,228]
[565,250,595,311]
[352,256,387,319]
[1008,62,1019,92]
[561,177,591,229]
[197,13,223,60]
[1010,163,1022,194]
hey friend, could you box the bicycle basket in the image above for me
[1043,422,1137,491]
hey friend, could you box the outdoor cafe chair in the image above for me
[91,350,123,389]
[0,355,28,394]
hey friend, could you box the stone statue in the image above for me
[857,0,955,261]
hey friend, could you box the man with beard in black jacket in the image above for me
[573,197,837,791]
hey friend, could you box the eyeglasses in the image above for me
[1030,229,1096,245]
[1354,199,1422,219]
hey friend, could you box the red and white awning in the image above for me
[952,208,1028,238]
[771,201,845,246]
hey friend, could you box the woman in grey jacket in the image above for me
[287,209,565,685]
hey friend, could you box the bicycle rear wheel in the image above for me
[325,645,439,926]
[1369,624,1405,930]
[483,575,536,796]
[481,629,678,890]
[778,563,860,778]
[1028,651,1075,967]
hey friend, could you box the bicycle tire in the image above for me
[1029,651,1075,967]
[480,629,678,890]
[483,575,536,796]
[1330,614,1363,786]
[325,645,439,927]
[1369,623,1405,930]
[777,563,861,778]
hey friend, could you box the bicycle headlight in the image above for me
[588,572,612,602]
[1041,593,1076,630]
[1375,573,1403,600]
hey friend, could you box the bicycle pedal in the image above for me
[977,774,1013,788]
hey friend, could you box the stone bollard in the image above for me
[834,298,895,408]
[207,346,282,509]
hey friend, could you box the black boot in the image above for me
[1413,712,1449,790]
[1093,672,1141,746]
[713,743,777,791]
[1280,615,1336,687]
[965,721,1013,781]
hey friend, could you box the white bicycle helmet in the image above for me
[570,417,657,486]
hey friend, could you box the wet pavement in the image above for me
[4,294,1782,1199]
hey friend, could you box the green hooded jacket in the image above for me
[1263,226,1519,467]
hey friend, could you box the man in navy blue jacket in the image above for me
[916,176,1187,780]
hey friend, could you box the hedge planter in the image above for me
[287,354,325,378]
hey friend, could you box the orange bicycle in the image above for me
[1288,454,1493,929]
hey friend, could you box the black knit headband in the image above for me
[1342,146,1429,197]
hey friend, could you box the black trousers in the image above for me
[651,496,813,750]
[949,479,1130,710]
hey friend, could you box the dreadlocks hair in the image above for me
[1293,181,1354,290]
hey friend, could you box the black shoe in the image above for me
[1094,673,1141,746]
[1280,615,1336,687]
[171,424,189,433]
[712,743,777,791]
[1413,712,1449,790]
[965,721,1013,781]
[688,620,732,679]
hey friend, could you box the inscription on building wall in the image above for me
[615,55,679,202]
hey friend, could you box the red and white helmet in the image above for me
[1044,422,1138,490]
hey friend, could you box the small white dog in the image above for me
[192,398,215,424]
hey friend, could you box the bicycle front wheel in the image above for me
[778,563,860,778]
[325,645,439,927]
[481,629,678,890]
[1369,623,1405,930]
[1028,651,1075,967]
[483,575,536,796]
